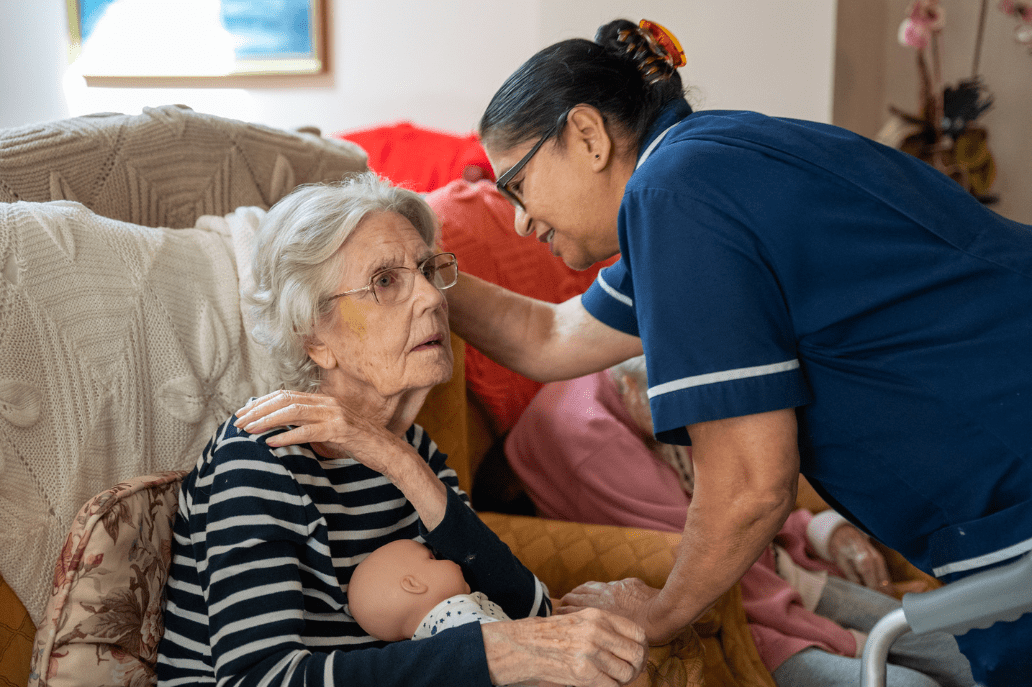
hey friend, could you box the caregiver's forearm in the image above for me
[650,481,794,633]
[447,272,544,377]
[447,272,641,382]
[648,409,800,638]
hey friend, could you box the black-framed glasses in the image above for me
[329,252,458,306]
[495,110,570,212]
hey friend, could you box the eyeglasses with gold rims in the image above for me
[495,110,570,212]
[328,252,458,306]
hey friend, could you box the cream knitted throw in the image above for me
[0,106,368,625]
[0,202,256,626]
[0,104,367,228]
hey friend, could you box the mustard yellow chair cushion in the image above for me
[480,513,776,687]
[0,576,33,687]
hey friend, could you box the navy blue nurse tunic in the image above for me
[581,99,1032,684]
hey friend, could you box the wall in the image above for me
[834,0,1031,222]
[2,1,1025,221]
[0,0,70,127]
[1,0,837,135]
[538,1,837,121]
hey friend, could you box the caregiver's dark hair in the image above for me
[479,19,689,154]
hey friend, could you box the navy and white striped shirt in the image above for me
[156,417,550,687]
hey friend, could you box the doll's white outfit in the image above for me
[412,591,510,639]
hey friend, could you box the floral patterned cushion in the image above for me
[28,472,187,687]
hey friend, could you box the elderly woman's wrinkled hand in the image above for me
[481,609,648,687]
[233,389,449,530]
[827,523,892,592]
[234,390,405,473]
[557,578,674,646]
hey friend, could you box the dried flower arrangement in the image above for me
[889,0,1000,203]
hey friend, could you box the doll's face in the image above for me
[395,539,471,600]
[349,539,470,642]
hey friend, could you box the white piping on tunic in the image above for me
[635,123,803,399]
[648,359,801,399]
[932,535,1032,577]
[595,272,633,307]
[637,124,678,170]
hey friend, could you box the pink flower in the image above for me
[998,0,1032,21]
[899,20,930,48]
[899,0,946,49]
[1001,1,1032,43]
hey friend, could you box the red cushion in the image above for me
[427,180,617,433]
[332,122,493,193]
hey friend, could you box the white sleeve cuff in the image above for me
[849,628,868,658]
[807,509,850,561]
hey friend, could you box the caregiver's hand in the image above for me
[827,523,892,591]
[481,609,648,687]
[233,391,447,528]
[556,579,671,646]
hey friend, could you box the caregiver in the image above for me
[446,18,1032,686]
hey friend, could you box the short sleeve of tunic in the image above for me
[582,127,812,443]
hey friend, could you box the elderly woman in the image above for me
[155,173,646,687]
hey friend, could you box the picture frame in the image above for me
[66,0,329,85]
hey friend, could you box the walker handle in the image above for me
[902,550,1032,636]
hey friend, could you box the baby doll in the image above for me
[348,538,508,641]
[348,539,564,687]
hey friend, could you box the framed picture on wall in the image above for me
[66,0,329,83]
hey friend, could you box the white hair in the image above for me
[608,354,649,396]
[246,172,439,392]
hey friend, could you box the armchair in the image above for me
[0,106,774,687]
